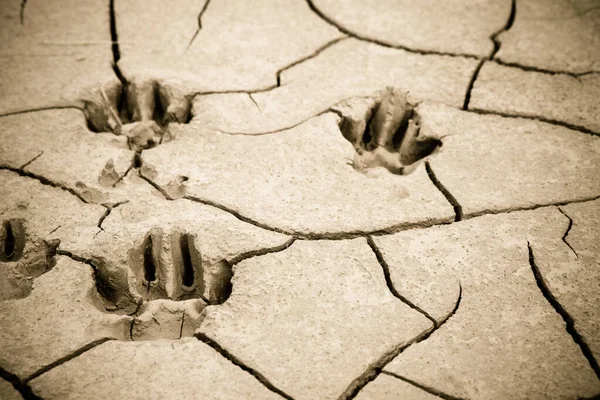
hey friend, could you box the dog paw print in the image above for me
[96,227,233,315]
[333,87,442,175]
[0,219,60,300]
[82,78,192,152]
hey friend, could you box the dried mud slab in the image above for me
[192,38,478,134]
[142,114,454,237]
[198,239,434,400]
[376,208,600,399]
[0,378,22,400]
[496,0,600,73]
[0,170,105,300]
[29,339,282,400]
[116,0,343,92]
[0,0,116,114]
[0,256,131,380]
[311,0,512,57]
[534,199,600,362]
[74,174,291,313]
[470,62,600,133]
[355,373,440,400]
[0,109,133,204]
[420,103,600,215]
[130,299,206,341]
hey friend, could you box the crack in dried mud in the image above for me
[109,0,125,84]
[366,236,438,327]
[341,284,462,400]
[0,367,41,400]
[228,238,296,266]
[425,161,463,222]
[557,207,579,259]
[19,152,44,170]
[96,200,129,235]
[0,166,89,204]
[468,108,600,136]
[527,242,600,380]
[493,59,600,78]
[24,338,115,383]
[19,0,27,26]
[139,168,600,243]
[463,0,516,110]
[275,36,349,87]
[0,106,83,119]
[186,0,212,50]
[382,371,466,400]
[195,332,295,400]
[304,0,479,59]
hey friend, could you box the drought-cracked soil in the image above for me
[1,0,599,399]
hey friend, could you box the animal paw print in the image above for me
[101,228,233,312]
[82,77,192,152]
[0,219,59,300]
[334,87,442,175]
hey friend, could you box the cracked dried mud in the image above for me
[1,0,599,399]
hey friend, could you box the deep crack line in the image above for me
[0,165,90,204]
[381,371,466,400]
[557,207,579,259]
[275,36,349,87]
[304,0,479,59]
[467,108,599,137]
[340,284,462,400]
[462,59,485,110]
[0,367,41,400]
[463,0,516,110]
[23,338,114,383]
[228,238,296,266]
[186,0,212,51]
[425,161,463,222]
[0,106,83,119]
[527,242,600,380]
[109,0,126,84]
[19,151,43,170]
[20,0,27,25]
[489,0,516,59]
[366,236,438,327]
[195,332,295,400]
[96,200,129,235]
[493,59,600,78]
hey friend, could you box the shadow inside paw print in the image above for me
[0,219,60,300]
[334,87,442,175]
[82,78,192,152]
[97,228,233,314]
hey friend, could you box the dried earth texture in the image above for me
[0,0,599,399]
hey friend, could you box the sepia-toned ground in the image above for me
[1,0,599,399]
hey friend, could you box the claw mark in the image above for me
[0,219,26,262]
[557,207,578,259]
[527,242,600,379]
[100,86,123,129]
